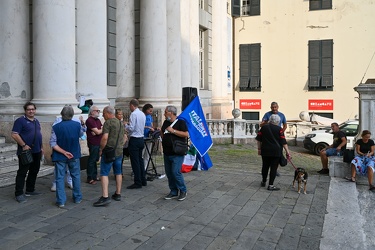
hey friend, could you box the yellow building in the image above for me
[232,0,375,121]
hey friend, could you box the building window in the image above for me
[199,29,207,90]
[308,40,333,90]
[309,0,332,11]
[239,43,261,92]
[232,0,260,17]
[199,0,207,10]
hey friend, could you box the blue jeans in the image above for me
[100,155,123,176]
[55,158,82,205]
[164,154,186,195]
[128,137,145,185]
[87,144,100,181]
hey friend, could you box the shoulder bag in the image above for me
[19,120,36,165]
[265,125,287,166]
[102,120,122,163]
[169,119,189,156]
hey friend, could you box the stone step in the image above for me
[0,142,17,153]
[0,164,54,188]
[0,137,5,144]
[0,150,18,164]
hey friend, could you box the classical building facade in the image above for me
[0,0,233,148]
[232,0,375,122]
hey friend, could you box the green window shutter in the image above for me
[308,40,321,87]
[239,44,251,88]
[250,0,260,16]
[321,40,333,87]
[232,0,241,17]
[321,0,332,9]
[309,0,320,10]
[308,40,333,88]
[250,44,260,88]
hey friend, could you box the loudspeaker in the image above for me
[182,87,198,111]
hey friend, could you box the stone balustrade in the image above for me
[206,119,326,145]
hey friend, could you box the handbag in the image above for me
[172,139,189,156]
[279,153,287,166]
[103,146,116,163]
[102,120,122,163]
[343,149,355,163]
[265,124,288,167]
[19,150,34,165]
[19,120,36,165]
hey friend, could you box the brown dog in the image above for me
[293,168,308,194]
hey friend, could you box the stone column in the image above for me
[354,83,375,136]
[115,0,136,108]
[189,0,200,89]
[211,1,232,119]
[32,0,78,115]
[139,0,168,108]
[76,0,109,110]
[0,0,30,114]
[167,0,182,106]
[180,0,191,88]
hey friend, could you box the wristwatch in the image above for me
[21,144,26,148]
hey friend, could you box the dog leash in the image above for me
[287,157,298,170]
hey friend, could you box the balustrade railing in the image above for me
[206,119,322,145]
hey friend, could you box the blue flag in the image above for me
[178,96,213,157]
[197,152,213,171]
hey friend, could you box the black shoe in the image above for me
[93,196,111,207]
[261,181,266,187]
[178,191,187,201]
[126,184,142,189]
[267,185,280,191]
[318,169,329,175]
[111,192,121,201]
[164,193,178,200]
[15,194,27,203]
[142,182,147,186]
[25,191,42,196]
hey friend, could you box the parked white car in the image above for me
[303,120,359,155]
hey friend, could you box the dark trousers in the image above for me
[261,156,279,186]
[15,152,42,196]
[87,143,100,181]
[128,137,145,186]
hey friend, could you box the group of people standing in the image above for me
[12,100,189,206]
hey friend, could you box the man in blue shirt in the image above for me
[260,102,287,132]
[11,102,43,203]
[50,105,84,208]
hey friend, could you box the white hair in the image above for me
[269,114,280,125]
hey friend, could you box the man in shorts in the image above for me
[318,122,347,175]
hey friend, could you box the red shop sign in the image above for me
[308,99,333,110]
[240,99,261,109]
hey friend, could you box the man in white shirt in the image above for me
[125,99,146,189]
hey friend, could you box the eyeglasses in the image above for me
[94,110,100,113]
[26,108,36,111]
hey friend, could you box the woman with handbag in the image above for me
[345,130,375,190]
[161,105,189,201]
[256,114,290,191]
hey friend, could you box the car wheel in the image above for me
[314,143,328,156]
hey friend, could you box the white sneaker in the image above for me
[67,183,73,189]
[50,183,56,192]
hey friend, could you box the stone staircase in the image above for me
[0,137,54,188]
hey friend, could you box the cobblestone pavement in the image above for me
[0,144,369,249]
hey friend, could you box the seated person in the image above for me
[317,122,347,175]
[345,130,375,190]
